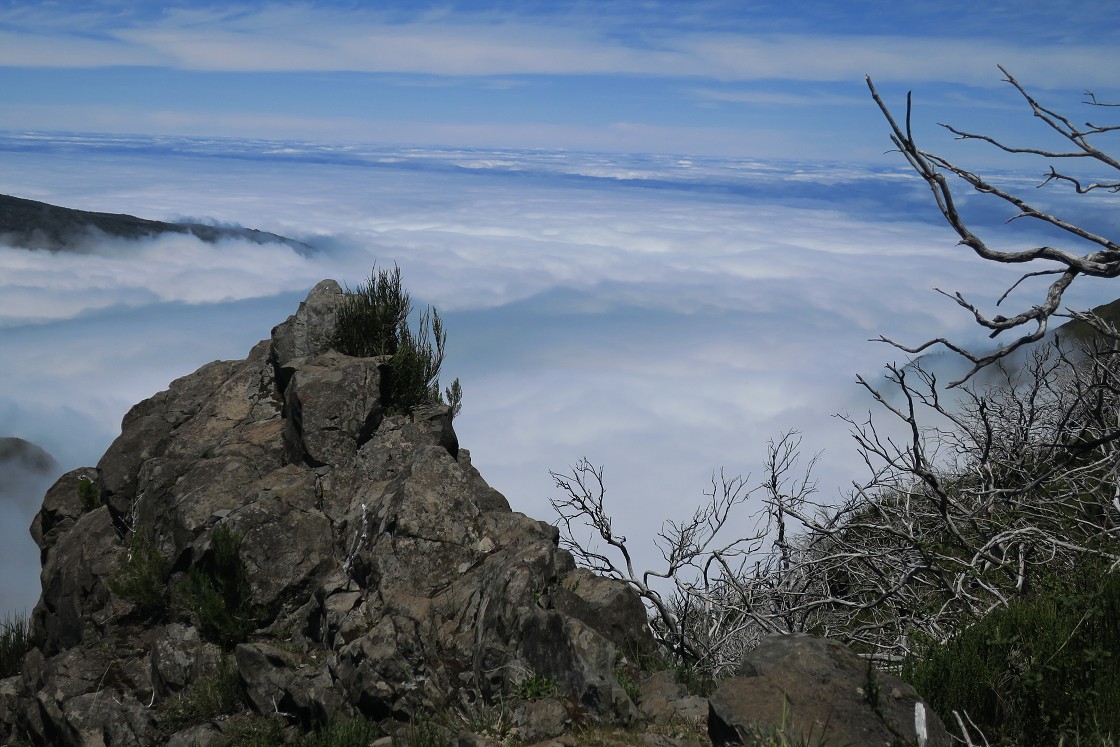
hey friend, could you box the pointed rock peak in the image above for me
[271,279,344,367]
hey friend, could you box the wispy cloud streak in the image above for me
[0,4,1114,88]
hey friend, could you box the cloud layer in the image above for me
[2,134,1116,618]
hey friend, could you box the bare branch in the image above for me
[866,68,1120,382]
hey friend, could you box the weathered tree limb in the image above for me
[866,68,1119,384]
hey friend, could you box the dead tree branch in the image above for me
[866,67,1120,384]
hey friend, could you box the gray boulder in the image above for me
[708,634,950,747]
[149,623,221,697]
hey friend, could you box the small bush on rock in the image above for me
[108,528,170,619]
[76,475,101,511]
[332,265,461,416]
[181,524,262,649]
[513,672,558,701]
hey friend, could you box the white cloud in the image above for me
[0,236,328,321]
[1,137,1115,618]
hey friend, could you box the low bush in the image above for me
[903,557,1120,745]
[332,265,461,416]
[214,713,288,747]
[392,716,448,747]
[76,476,101,511]
[513,672,558,701]
[180,524,262,649]
[108,528,170,619]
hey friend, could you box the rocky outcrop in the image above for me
[708,634,950,746]
[0,279,656,746]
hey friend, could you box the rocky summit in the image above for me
[0,280,947,746]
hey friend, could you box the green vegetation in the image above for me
[76,475,101,511]
[674,661,716,698]
[214,713,288,747]
[157,660,385,746]
[1054,297,1120,345]
[296,717,382,747]
[110,522,260,644]
[0,611,31,678]
[180,523,262,649]
[391,716,448,747]
[615,663,641,705]
[108,528,170,619]
[156,656,245,739]
[332,265,461,416]
[903,556,1120,746]
[512,672,558,701]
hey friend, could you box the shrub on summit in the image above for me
[332,265,461,416]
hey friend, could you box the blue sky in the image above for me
[1,1,1117,618]
[1,1,1117,157]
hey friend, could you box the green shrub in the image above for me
[108,528,170,619]
[332,265,461,416]
[76,476,101,511]
[181,524,262,649]
[332,265,409,358]
[0,611,31,678]
[513,672,558,700]
[903,558,1120,745]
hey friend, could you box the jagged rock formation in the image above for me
[0,281,656,745]
[0,193,310,252]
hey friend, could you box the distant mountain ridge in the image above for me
[0,193,309,252]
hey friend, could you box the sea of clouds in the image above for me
[2,131,1115,619]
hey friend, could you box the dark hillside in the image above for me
[1053,296,1120,344]
[0,193,308,252]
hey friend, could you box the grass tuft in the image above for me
[0,611,31,678]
